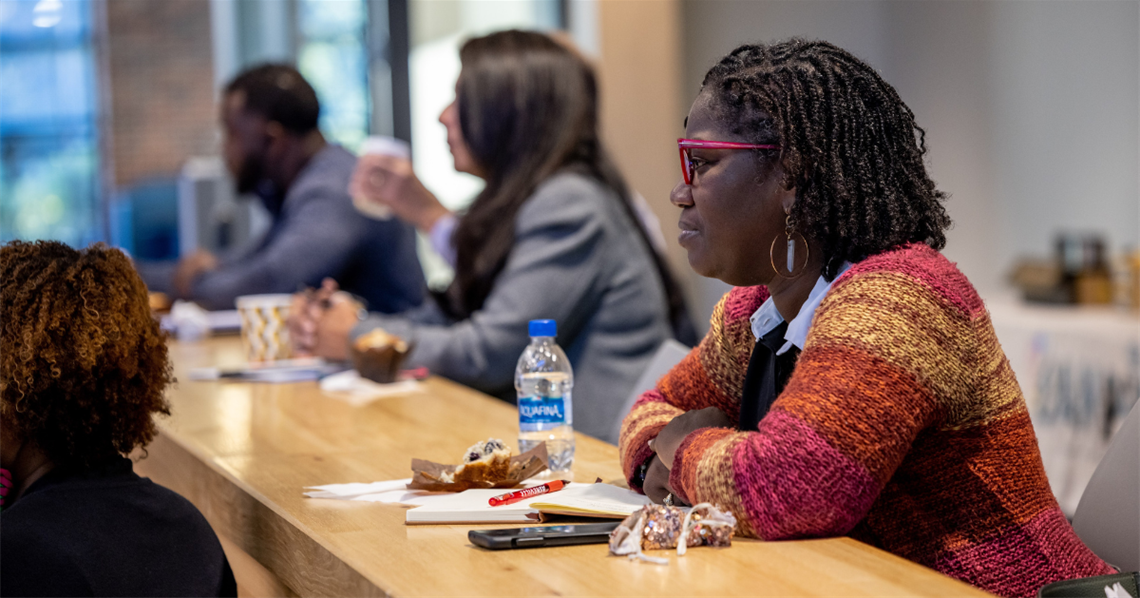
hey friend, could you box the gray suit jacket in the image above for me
[352,172,672,443]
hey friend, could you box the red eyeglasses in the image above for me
[678,138,781,185]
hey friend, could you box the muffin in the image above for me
[351,328,411,383]
[438,438,512,484]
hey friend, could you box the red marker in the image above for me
[488,480,570,506]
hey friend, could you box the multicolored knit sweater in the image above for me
[619,243,1112,597]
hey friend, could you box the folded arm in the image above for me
[619,286,763,491]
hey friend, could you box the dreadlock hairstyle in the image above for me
[0,241,173,470]
[443,30,694,343]
[701,38,952,279]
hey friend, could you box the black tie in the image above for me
[738,321,799,432]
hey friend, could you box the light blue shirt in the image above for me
[749,262,853,355]
[429,212,460,267]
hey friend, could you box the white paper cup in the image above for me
[236,294,294,362]
[354,136,411,220]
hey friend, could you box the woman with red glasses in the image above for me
[619,39,1112,597]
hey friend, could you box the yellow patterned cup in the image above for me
[236,294,293,362]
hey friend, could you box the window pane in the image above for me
[296,0,369,150]
[297,0,365,39]
[0,49,97,128]
[0,0,90,45]
[0,0,102,245]
[298,39,369,149]
[0,136,100,246]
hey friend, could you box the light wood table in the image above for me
[136,338,989,597]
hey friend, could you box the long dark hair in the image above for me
[441,30,694,343]
[702,39,952,280]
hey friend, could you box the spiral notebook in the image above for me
[404,482,650,525]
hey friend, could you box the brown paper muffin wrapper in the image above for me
[407,443,549,492]
[351,342,412,384]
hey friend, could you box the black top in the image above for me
[738,321,800,432]
[0,457,236,597]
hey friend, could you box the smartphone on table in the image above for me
[468,522,620,550]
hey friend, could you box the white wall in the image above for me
[681,0,1139,325]
[986,1,1139,271]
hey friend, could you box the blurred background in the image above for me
[1,0,1137,513]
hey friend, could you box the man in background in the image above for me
[145,64,425,312]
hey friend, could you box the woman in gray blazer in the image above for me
[292,30,693,443]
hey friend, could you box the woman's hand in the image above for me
[641,454,674,505]
[289,279,362,361]
[653,407,734,470]
[288,279,338,357]
[311,292,364,362]
[348,154,451,232]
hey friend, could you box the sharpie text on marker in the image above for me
[488,480,571,506]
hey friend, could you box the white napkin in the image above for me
[318,370,423,406]
[303,478,447,505]
[304,479,411,498]
[167,301,211,341]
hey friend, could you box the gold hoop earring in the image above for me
[769,209,809,279]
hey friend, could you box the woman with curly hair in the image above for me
[619,39,1113,597]
[0,241,235,597]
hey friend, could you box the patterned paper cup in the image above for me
[236,294,294,362]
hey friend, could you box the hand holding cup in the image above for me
[348,137,451,232]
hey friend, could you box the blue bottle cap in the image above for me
[528,319,556,337]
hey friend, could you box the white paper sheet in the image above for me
[304,479,412,497]
[318,370,424,406]
[303,477,553,507]
[304,479,457,506]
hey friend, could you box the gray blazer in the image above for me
[352,172,672,443]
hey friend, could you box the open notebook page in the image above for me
[404,483,650,525]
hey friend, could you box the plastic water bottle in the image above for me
[515,319,575,472]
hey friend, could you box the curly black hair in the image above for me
[701,38,952,279]
[225,63,320,134]
[0,241,173,470]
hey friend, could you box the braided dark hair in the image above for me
[702,38,952,279]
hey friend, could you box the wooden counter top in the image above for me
[135,338,989,597]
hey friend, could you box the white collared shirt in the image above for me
[749,262,853,355]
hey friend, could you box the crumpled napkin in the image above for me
[318,369,423,406]
[161,303,242,341]
[168,301,211,341]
